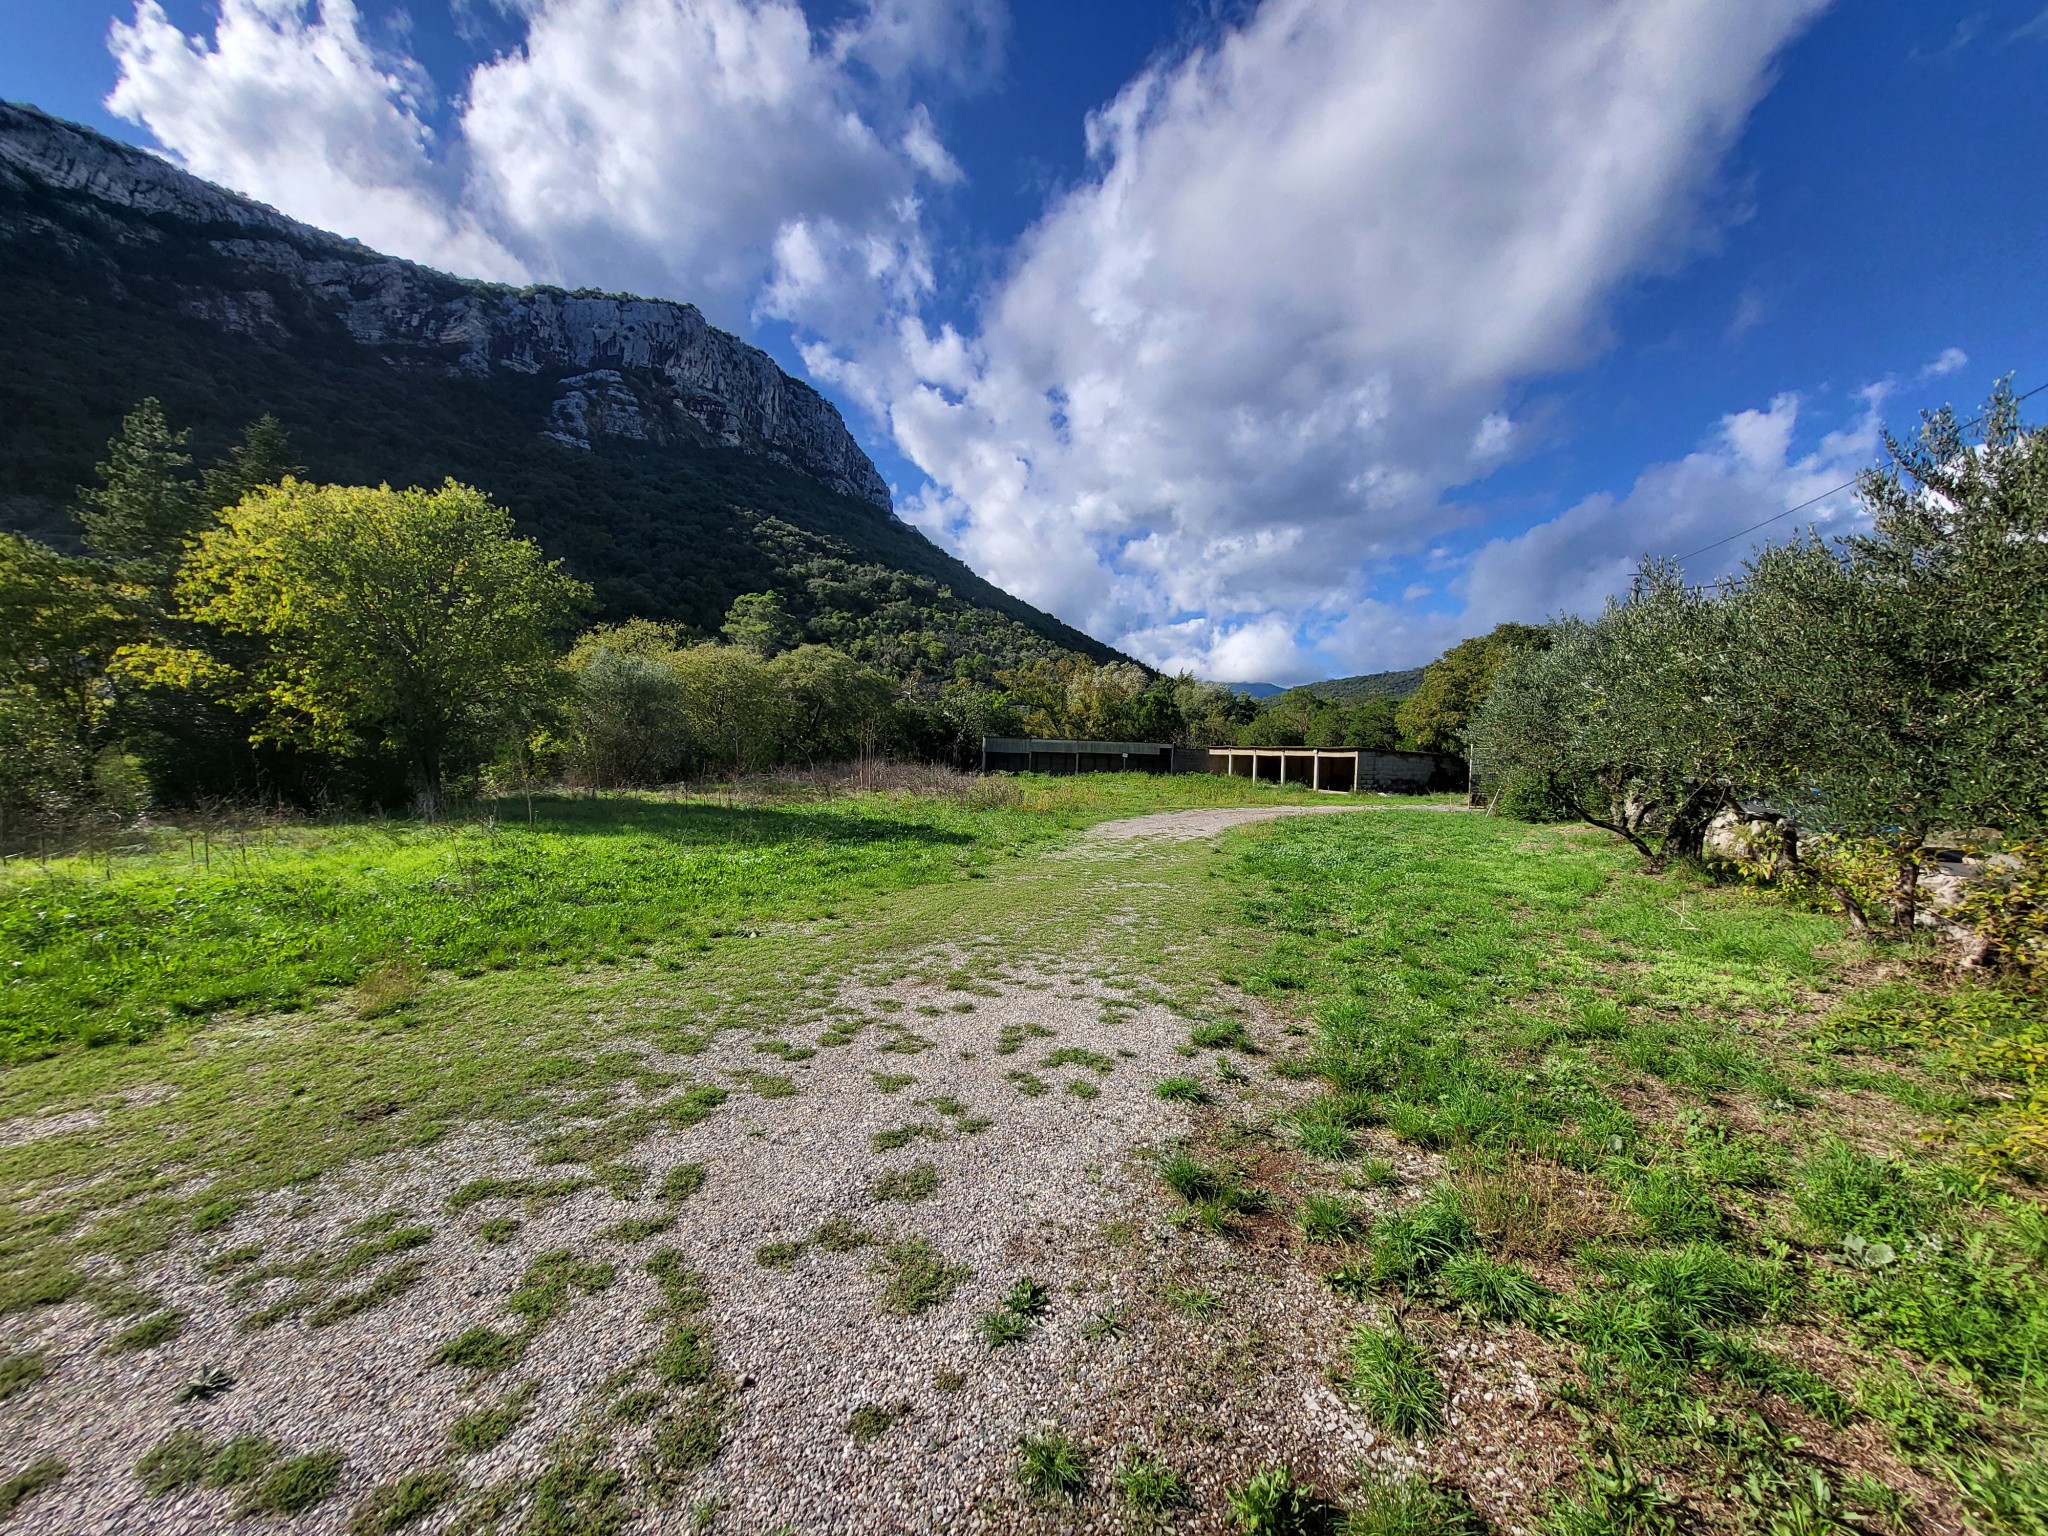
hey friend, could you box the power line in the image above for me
[1670,378,2048,566]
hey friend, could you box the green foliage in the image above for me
[1227,1465,1326,1535]
[177,479,591,800]
[721,590,800,656]
[1342,1324,1444,1436]
[1016,1430,1090,1503]
[75,397,197,573]
[1398,623,1548,754]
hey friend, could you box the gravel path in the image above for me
[1084,800,1466,843]
[1,804,1544,1535]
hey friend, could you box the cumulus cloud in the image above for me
[1458,386,1884,631]
[106,0,1839,685]
[1919,345,1969,379]
[852,0,1833,680]
[107,0,527,279]
[105,0,987,323]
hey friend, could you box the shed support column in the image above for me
[1313,754,1322,791]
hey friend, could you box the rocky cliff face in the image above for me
[0,103,892,511]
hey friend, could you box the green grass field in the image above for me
[0,773,1330,1063]
[1,776,2041,1534]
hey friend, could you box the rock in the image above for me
[0,102,892,513]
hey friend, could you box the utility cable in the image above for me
[1671,378,2048,566]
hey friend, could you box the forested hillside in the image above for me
[0,103,1118,683]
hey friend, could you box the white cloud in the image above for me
[1458,386,1885,629]
[107,0,528,279]
[105,0,1839,687]
[1919,345,1968,379]
[105,0,987,325]
[841,0,1832,681]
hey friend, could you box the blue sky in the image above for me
[3,0,2043,681]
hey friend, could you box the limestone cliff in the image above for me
[0,102,892,511]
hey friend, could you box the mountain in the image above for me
[0,102,1122,680]
[1218,681,1286,698]
[1307,667,1427,701]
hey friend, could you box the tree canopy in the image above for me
[175,479,591,803]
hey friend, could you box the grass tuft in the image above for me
[1154,1075,1209,1103]
[875,1238,972,1315]
[434,1326,524,1372]
[348,1468,457,1535]
[1345,1470,1485,1536]
[0,1350,46,1402]
[1438,1251,1553,1328]
[1342,1324,1443,1437]
[658,1162,708,1202]
[0,1458,65,1520]
[872,1162,939,1202]
[450,1383,537,1454]
[242,1449,347,1516]
[1016,1430,1089,1504]
[1116,1452,1190,1516]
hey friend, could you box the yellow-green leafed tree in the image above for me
[1395,622,1550,754]
[175,480,590,807]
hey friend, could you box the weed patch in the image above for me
[450,1383,537,1454]
[0,1457,64,1520]
[349,1468,457,1535]
[875,1238,971,1315]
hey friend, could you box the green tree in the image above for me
[1738,382,2048,924]
[199,414,301,516]
[721,591,801,657]
[669,643,787,777]
[76,398,199,576]
[567,640,690,788]
[1396,623,1549,753]
[769,644,895,762]
[0,533,130,720]
[177,480,590,807]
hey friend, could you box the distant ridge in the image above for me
[0,101,1124,679]
[1305,667,1426,701]
[1218,681,1285,698]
